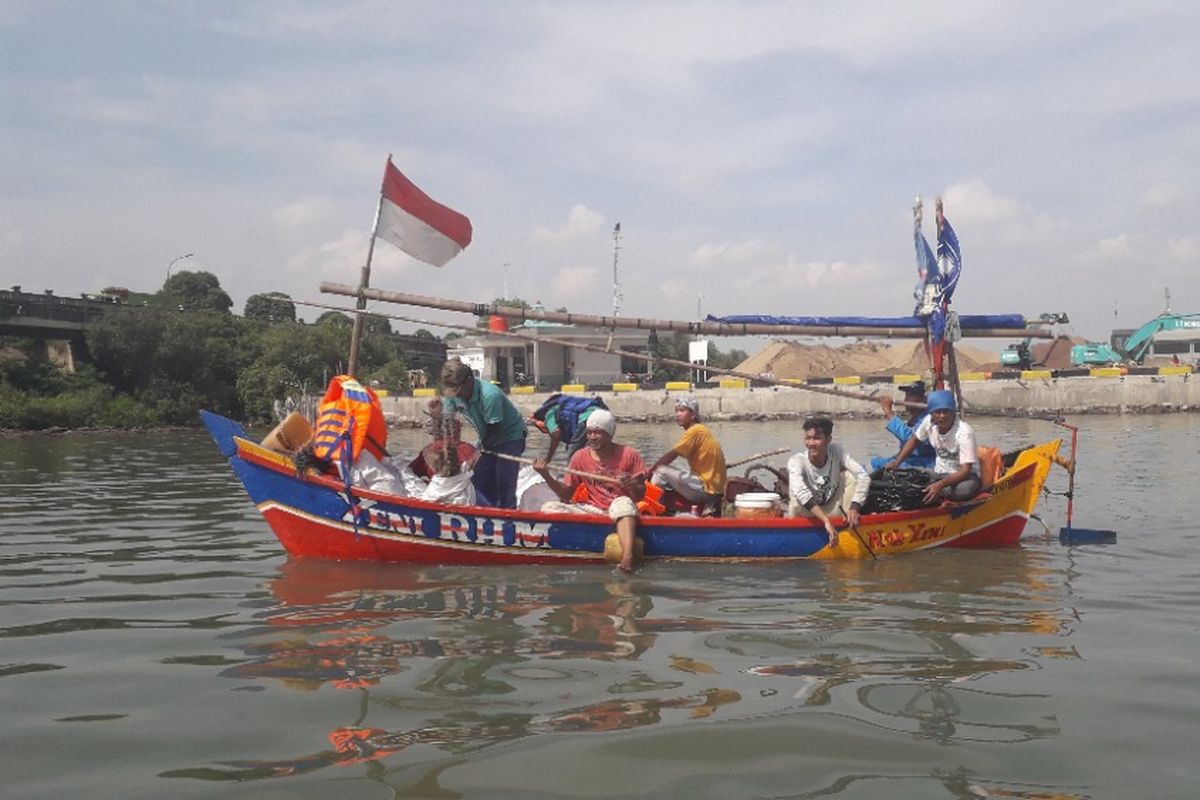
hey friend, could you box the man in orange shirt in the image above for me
[650,396,727,515]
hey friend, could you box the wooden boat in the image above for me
[204,411,1061,564]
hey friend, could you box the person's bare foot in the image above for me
[618,557,635,573]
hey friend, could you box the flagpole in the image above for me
[347,156,389,378]
[930,197,948,390]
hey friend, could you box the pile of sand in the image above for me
[1033,335,1089,369]
[737,339,995,380]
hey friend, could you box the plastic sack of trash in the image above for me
[421,469,476,506]
[515,465,558,511]
[378,455,429,497]
[348,451,410,496]
[861,468,931,513]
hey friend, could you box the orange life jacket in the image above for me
[976,445,1004,490]
[571,479,664,516]
[311,375,388,464]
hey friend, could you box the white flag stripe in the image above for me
[376,197,464,267]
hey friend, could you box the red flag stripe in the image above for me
[381,162,472,250]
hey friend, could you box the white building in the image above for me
[447,320,651,388]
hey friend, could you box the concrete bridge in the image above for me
[0,288,118,371]
[0,287,115,336]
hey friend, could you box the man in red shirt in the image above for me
[533,409,646,573]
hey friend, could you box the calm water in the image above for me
[2,416,1199,799]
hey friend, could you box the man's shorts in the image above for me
[541,495,638,522]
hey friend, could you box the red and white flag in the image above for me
[375,159,472,267]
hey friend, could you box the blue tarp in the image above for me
[704,313,1027,329]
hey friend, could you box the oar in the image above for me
[479,448,624,484]
[1053,421,1117,544]
[726,447,790,469]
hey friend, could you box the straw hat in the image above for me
[261,411,313,452]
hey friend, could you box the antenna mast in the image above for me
[611,222,622,318]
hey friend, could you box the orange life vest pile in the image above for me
[310,375,388,467]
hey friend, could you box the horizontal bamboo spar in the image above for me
[319,283,1050,339]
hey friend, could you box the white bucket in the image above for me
[734,492,782,518]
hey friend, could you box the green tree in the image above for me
[85,307,167,393]
[709,344,749,371]
[244,292,296,323]
[363,358,412,394]
[317,310,352,327]
[161,270,233,314]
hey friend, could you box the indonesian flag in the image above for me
[375,159,473,267]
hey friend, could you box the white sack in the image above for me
[421,469,476,506]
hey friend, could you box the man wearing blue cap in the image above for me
[886,389,981,504]
[870,380,936,471]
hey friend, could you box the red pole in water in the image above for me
[1057,421,1078,531]
[1051,420,1117,543]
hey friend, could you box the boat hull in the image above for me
[204,412,1056,565]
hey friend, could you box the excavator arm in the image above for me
[1121,314,1200,363]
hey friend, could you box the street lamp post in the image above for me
[166,253,194,283]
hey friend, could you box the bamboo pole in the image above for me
[479,448,624,484]
[319,282,1050,339]
[346,157,390,378]
[726,447,791,468]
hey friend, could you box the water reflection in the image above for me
[220,560,666,694]
[766,766,1089,800]
[159,549,1081,787]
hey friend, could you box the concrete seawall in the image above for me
[382,372,1198,425]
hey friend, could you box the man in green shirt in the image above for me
[441,359,527,508]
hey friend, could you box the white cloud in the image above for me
[533,205,607,242]
[1094,233,1136,261]
[273,196,336,229]
[283,229,410,283]
[1,226,22,251]
[551,266,598,298]
[690,239,770,266]
[1141,182,1182,209]
[1166,236,1198,263]
[941,179,1024,223]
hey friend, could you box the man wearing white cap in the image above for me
[650,395,727,515]
[533,409,647,573]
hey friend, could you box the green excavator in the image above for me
[1003,312,1200,368]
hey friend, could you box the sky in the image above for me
[2,1,1198,350]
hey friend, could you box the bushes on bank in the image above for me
[1,304,411,430]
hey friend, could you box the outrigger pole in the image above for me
[319,283,1048,340]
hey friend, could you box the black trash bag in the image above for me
[861,468,933,513]
[293,445,333,475]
